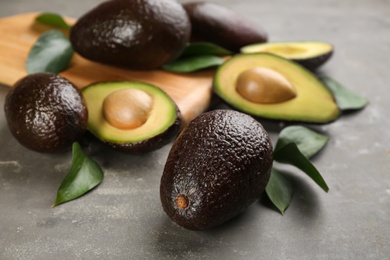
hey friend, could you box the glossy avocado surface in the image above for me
[213,53,340,123]
[183,1,267,52]
[4,73,88,153]
[81,81,181,153]
[241,41,334,71]
[70,0,191,70]
[160,109,273,230]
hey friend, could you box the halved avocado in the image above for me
[213,53,340,123]
[81,82,181,153]
[241,41,333,71]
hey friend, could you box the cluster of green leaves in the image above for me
[265,126,329,214]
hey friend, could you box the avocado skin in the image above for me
[105,107,182,153]
[294,51,333,71]
[70,0,191,70]
[4,73,88,153]
[160,109,273,230]
[183,2,267,52]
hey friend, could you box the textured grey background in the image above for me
[0,0,389,259]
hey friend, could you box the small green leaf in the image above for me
[36,13,71,30]
[274,142,329,192]
[265,169,293,215]
[163,55,224,73]
[26,30,74,74]
[275,126,329,159]
[53,142,104,207]
[319,75,368,111]
[180,42,232,57]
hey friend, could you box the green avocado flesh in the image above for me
[81,82,178,144]
[241,41,332,60]
[213,53,340,123]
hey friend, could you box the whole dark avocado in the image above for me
[4,73,88,153]
[70,0,191,70]
[183,1,267,52]
[160,109,273,230]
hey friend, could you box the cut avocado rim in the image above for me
[240,41,333,60]
[82,81,178,143]
[213,53,340,123]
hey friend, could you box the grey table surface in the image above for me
[0,0,389,259]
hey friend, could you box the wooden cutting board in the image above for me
[0,13,215,124]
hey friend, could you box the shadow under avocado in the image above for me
[154,209,256,259]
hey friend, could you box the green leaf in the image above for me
[274,142,329,192]
[35,13,71,30]
[53,142,104,207]
[319,75,368,111]
[26,29,74,74]
[163,55,224,73]
[180,42,232,57]
[275,126,329,159]
[265,169,293,215]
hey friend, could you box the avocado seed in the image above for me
[236,67,297,104]
[103,88,153,129]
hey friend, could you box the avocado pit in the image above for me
[103,88,153,130]
[81,81,182,153]
[235,67,297,104]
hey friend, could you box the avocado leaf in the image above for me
[53,142,104,207]
[162,55,224,73]
[265,168,293,215]
[26,29,74,74]
[35,13,71,30]
[180,42,232,57]
[274,142,329,192]
[274,126,329,159]
[319,75,368,111]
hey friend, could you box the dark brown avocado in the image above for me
[70,0,191,70]
[183,1,267,52]
[81,81,181,153]
[160,109,273,230]
[4,73,88,153]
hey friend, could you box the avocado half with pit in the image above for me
[213,53,340,123]
[81,82,181,153]
[241,41,333,71]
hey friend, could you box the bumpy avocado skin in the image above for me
[160,109,273,230]
[70,0,191,70]
[183,2,267,52]
[105,107,182,153]
[4,73,88,153]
